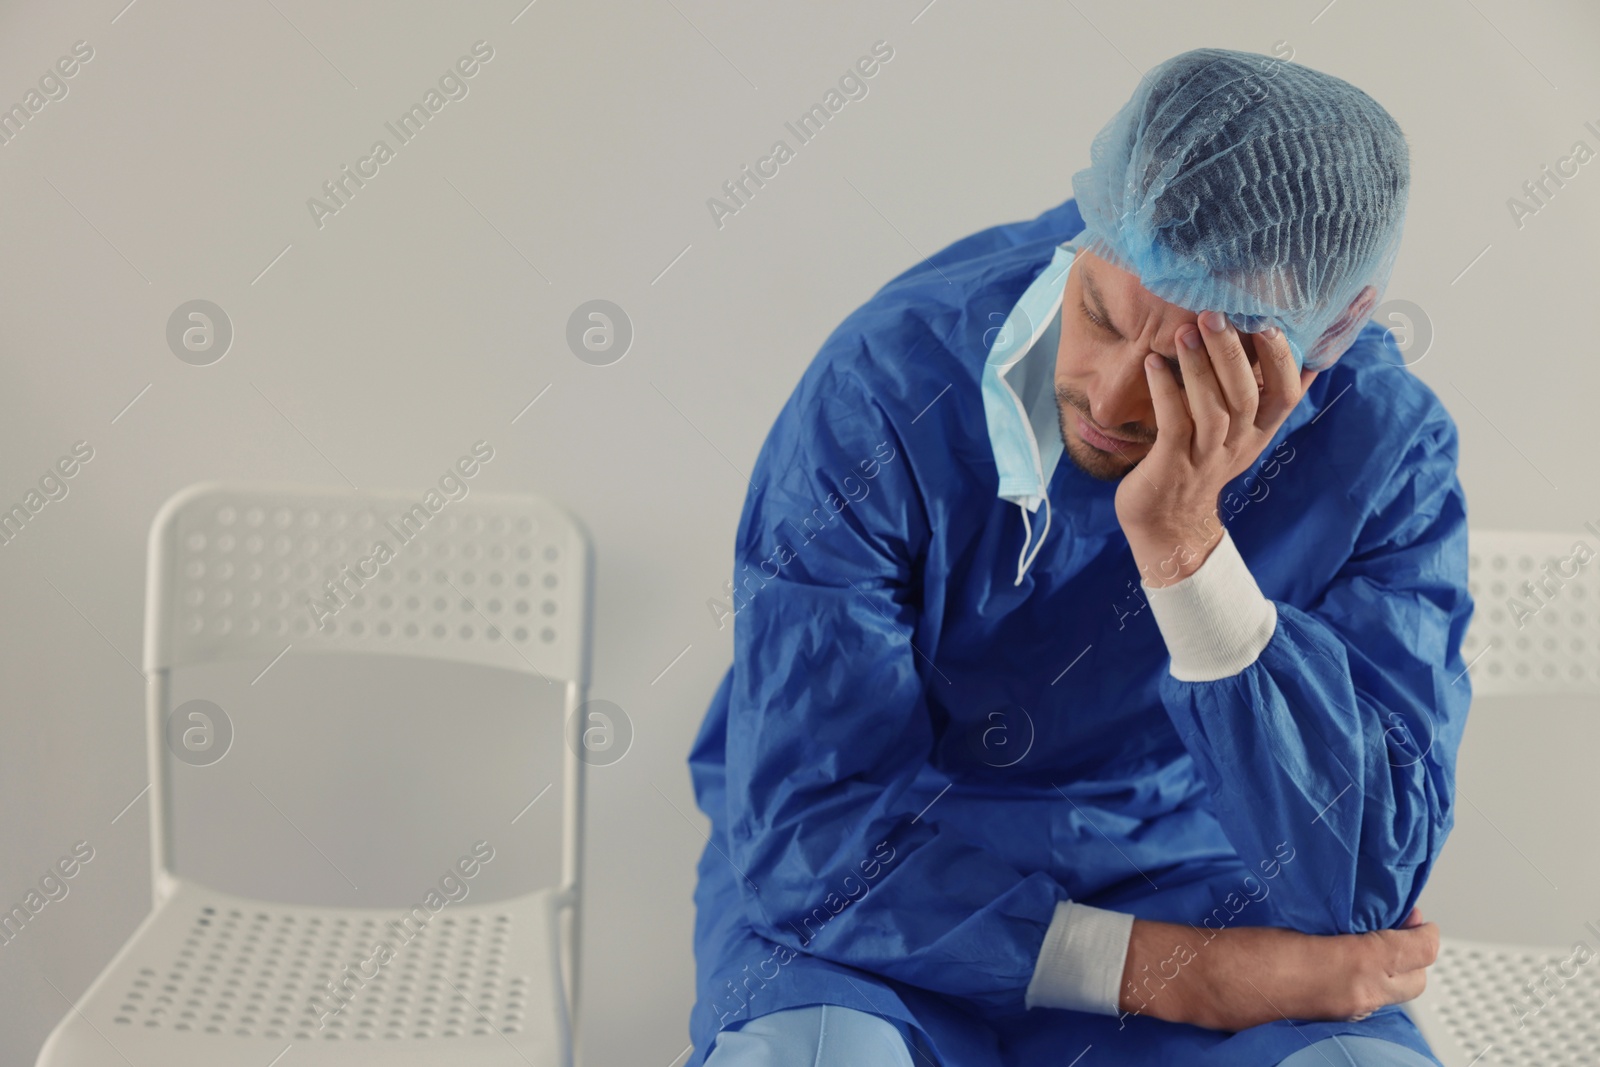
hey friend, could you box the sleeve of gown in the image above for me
[1142,408,1473,936]
[722,357,1110,1014]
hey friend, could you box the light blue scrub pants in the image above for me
[701,1004,1442,1066]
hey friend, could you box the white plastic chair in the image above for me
[1403,529,1600,1066]
[37,483,592,1066]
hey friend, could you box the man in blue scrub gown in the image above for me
[686,47,1470,1067]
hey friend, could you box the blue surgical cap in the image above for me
[1070,47,1411,370]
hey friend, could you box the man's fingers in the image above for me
[1383,921,1441,973]
[1253,324,1306,431]
[1350,966,1429,1022]
[1386,965,1429,1006]
[1175,324,1227,452]
[1144,353,1192,448]
[1195,311,1260,441]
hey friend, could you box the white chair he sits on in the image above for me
[1404,530,1600,1067]
[37,483,593,1066]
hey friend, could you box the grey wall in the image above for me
[3,0,1599,1063]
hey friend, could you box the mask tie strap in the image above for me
[1013,495,1052,587]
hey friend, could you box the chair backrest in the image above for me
[146,482,590,681]
[1463,528,1600,696]
[141,482,593,905]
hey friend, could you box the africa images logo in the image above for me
[705,441,897,631]
[306,41,495,230]
[305,441,495,629]
[706,40,895,231]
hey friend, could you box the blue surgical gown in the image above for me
[686,195,1472,1067]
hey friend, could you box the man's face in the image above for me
[1053,248,1268,482]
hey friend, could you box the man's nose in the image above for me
[1087,349,1156,434]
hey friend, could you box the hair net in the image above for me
[1069,47,1411,370]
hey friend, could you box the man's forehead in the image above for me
[1078,253,1189,319]
[1076,251,1267,363]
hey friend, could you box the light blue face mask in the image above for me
[981,239,1080,586]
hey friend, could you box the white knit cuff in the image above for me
[1142,528,1277,683]
[1024,901,1135,1014]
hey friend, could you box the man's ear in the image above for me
[1304,285,1379,369]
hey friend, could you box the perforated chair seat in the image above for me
[1405,936,1600,1067]
[38,877,569,1066]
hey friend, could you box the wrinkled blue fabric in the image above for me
[1071,48,1410,371]
[686,193,1470,1067]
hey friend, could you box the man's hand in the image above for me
[1116,311,1316,588]
[1118,909,1439,1032]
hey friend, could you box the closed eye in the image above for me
[1080,299,1114,336]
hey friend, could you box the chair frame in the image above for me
[41,481,592,1066]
